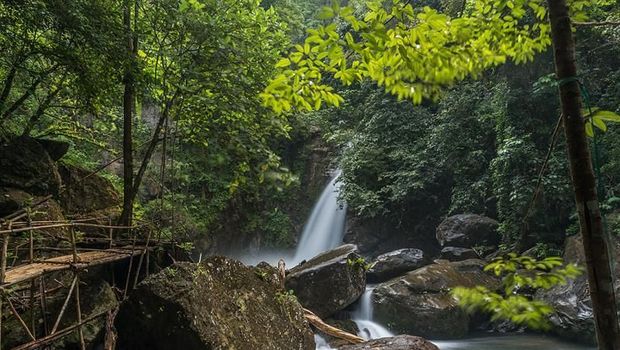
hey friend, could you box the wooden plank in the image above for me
[1,248,146,287]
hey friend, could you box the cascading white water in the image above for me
[351,286,393,340]
[293,171,347,264]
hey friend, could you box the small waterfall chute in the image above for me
[351,286,394,340]
[293,171,347,264]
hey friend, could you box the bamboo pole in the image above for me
[6,296,36,341]
[70,227,78,264]
[1,291,4,345]
[1,222,11,283]
[133,229,151,289]
[51,276,78,334]
[39,277,49,336]
[12,311,107,350]
[123,232,137,299]
[0,222,140,236]
[27,209,36,336]
[74,273,86,350]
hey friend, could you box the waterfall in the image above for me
[293,171,347,264]
[351,286,393,340]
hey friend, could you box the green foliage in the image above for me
[246,209,295,247]
[452,253,583,329]
[347,256,371,271]
[261,0,593,112]
[275,289,297,304]
[584,108,620,137]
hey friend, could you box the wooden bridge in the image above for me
[0,202,173,350]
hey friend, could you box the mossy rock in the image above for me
[373,259,500,339]
[116,257,315,350]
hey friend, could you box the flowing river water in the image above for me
[242,172,596,350]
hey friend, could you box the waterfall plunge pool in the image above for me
[317,334,595,350]
[432,334,595,350]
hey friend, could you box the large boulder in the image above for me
[367,248,428,283]
[436,214,499,248]
[0,188,67,237]
[116,257,315,350]
[0,136,62,195]
[339,335,440,350]
[439,247,479,261]
[537,235,620,344]
[35,138,70,161]
[58,164,120,214]
[285,244,366,318]
[373,259,500,339]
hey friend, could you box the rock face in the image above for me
[116,257,315,350]
[58,164,120,214]
[339,335,440,350]
[373,259,500,339]
[285,244,366,318]
[367,248,428,283]
[0,136,62,195]
[439,247,479,261]
[35,138,70,161]
[436,214,499,248]
[537,235,620,344]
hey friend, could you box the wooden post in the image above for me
[74,273,86,350]
[27,209,36,336]
[108,216,114,249]
[133,230,151,289]
[39,277,49,336]
[70,226,78,264]
[27,209,33,264]
[1,222,11,284]
[1,291,4,346]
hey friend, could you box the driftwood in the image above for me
[303,308,364,344]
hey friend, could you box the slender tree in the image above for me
[120,0,136,229]
[547,0,620,347]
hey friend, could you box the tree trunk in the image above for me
[120,0,135,229]
[547,0,620,348]
[124,100,171,214]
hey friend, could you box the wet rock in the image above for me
[285,244,366,318]
[339,335,440,350]
[439,247,479,261]
[116,257,315,350]
[58,164,120,215]
[0,136,62,195]
[436,214,499,248]
[373,259,500,339]
[367,248,428,283]
[537,235,620,345]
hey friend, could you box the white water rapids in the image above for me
[293,171,347,263]
[235,171,596,350]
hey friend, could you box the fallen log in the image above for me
[303,308,364,344]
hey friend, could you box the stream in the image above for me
[241,172,596,350]
[432,335,595,350]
